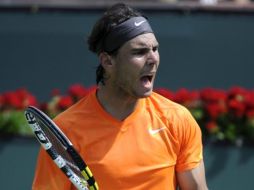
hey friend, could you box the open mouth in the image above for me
[140,73,154,87]
[141,75,153,82]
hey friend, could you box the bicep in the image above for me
[176,160,208,190]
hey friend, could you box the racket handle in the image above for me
[67,148,98,190]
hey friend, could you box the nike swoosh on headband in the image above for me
[103,16,153,52]
[134,20,146,26]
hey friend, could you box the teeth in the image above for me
[141,75,153,82]
[141,71,155,82]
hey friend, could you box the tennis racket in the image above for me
[24,106,99,190]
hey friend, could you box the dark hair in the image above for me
[87,3,143,85]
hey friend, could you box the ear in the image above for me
[99,52,113,70]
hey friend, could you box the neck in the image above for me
[96,84,140,121]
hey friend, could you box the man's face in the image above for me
[109,33,160,98]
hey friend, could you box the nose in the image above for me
[147,49,159,66]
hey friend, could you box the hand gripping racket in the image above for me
[24,106,99,190]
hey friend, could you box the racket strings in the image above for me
[37,119,84,180]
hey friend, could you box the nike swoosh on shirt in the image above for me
[148,127,167,135]
[134,20,146,26]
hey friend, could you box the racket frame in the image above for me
[25,106,98,190]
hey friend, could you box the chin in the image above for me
[138,89,153,98]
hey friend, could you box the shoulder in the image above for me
[147,92,190,118]
[147,92,200,135]
[53,91,94,131]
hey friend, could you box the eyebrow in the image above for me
[131,43,159,51]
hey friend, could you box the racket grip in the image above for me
[67,148,98,190]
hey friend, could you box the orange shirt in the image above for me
[32,90,203,190]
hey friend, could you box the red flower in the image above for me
[246,109,254,119]
[226,87,249,118]
[68,84,88,100]
[245,91,254,107]
[200,88,227,103]
[205,121,218,133]
[174,88,199,107]
[57,96,74,110]
[16,88,37,108]
[39,103,49,113]
[228,99,246,118]
[205,102,227,119]
[228,86,248,100]
[3,91,23,109]
[155,88,174,100]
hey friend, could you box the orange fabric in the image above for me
[32,89,203,190]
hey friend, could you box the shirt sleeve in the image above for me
[32,148,72,190]
[175,106,203,172]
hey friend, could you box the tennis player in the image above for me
[32,3,208,190]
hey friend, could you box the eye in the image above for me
[152,46,159,52]
[132,49,148,56]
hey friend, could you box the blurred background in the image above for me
[0,0,254,189]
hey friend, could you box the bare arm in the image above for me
[176,160,208,190]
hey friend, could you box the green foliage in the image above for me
[0,111,33,136]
